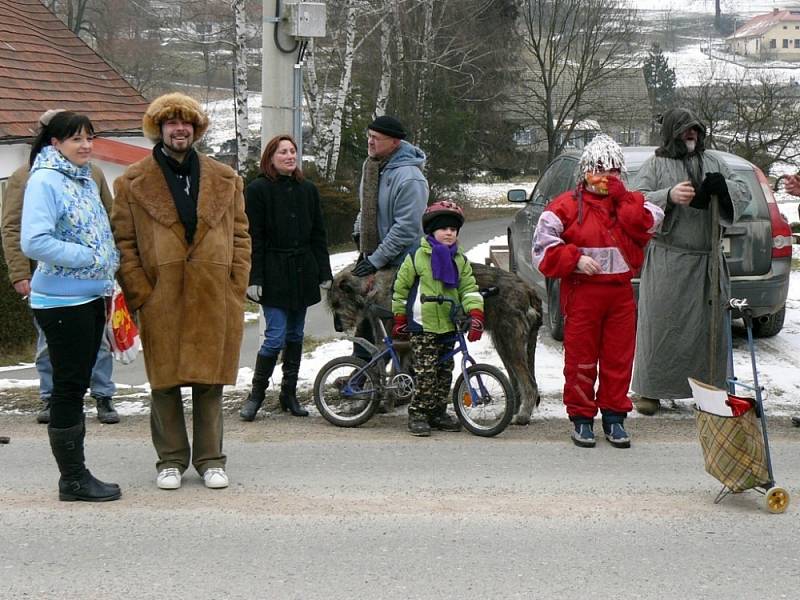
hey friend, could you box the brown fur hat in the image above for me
[142,92,209,142]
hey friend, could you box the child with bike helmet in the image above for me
[531,134,664,449]
[391,200,484,436]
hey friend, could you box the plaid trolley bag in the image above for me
[696,408,769,495]
[692,298,790,513]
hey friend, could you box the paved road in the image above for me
[2,217,511,387]
[1,414,797,599]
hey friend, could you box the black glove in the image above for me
[702,172,729,198]
[352,257,377,277]
[689,184,710,210]
[352,232,361,251]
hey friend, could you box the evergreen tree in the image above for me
[643,42,677,124]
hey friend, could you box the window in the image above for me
[783,39,790,48]
[770,39,777,48]
[794,39,800,48]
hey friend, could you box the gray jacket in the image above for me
[355,140,429,268]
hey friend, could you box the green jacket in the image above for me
[391,237,483,334]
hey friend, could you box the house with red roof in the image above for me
[0,0,151,197]
[727,8,800,61]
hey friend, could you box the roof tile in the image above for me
[0,0,147,140]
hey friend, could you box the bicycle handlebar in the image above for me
[419,286,498,306]
[419,287,496,329]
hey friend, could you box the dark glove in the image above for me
[605,175,627,201]
[392,315,409,340]
[467,309,485,342]
[352,256,377,277]
[689,184,710,210]
[352,232,361,251]
[703,172,728,197]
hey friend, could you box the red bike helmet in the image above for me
[422,200,465,234]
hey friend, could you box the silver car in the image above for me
[506,146,793,340]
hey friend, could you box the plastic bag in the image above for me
[106,286,140,364]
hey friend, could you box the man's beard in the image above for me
[685,140,696,154]
[164,136,194,154]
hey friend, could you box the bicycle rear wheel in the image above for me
[313,356,380,427]
[452,364,514,437]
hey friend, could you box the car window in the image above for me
[532,157,580,206]
[734,169,768,220]
[553,158,579,195]
[530,161,562,207]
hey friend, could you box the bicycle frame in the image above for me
[339,318,403,399]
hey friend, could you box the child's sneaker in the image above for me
[571,421,596,448]
[408,415,431,437]
[603,421,631,448]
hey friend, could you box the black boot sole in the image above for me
[59,489,122,502]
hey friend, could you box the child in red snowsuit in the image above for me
[532,135,664,448]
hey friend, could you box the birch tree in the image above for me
[232,0,249,172]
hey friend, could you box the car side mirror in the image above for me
[507,189,528,203]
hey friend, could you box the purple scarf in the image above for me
[427,235,459,288]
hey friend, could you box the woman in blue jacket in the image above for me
[21,111,121,502]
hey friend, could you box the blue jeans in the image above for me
[259,306,307,357]
[35,317,116,401]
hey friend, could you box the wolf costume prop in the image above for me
[327,262,542,424]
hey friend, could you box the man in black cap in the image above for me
[351,115,429,277]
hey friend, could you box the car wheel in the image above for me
[547,280,564,342]
[752,306,785,338]
[507,232,518,273]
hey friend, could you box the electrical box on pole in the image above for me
[262,1,327,156]
[285,2,326,38]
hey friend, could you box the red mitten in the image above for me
[392,315,409,339]
[605,175,628,202]
[467,309,485,342]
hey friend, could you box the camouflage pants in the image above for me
[409,332,454,418]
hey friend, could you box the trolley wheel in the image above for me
[765,486,790,514]
[452,364,514,437]
[313,356,380,427]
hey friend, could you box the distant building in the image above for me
[0,0,151,202]
[506,67,651,161]
[727,8,800,61]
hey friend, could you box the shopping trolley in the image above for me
[693,298,790,514]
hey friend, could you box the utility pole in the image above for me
[262,0,298,150]
[261,1,327,156]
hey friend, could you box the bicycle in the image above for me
[313,287,515,437]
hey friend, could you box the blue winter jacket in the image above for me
[21,146,119,298]
[355,140,429,268]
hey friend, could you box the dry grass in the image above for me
[0,344,35,368]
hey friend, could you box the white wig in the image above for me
[578,134,626,175]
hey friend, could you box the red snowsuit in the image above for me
[532,180,662,419]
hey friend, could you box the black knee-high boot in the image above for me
[48,419,121,502]
[240,353,279,421]
[279,341,308,417]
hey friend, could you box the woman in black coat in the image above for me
[239,134,332,420]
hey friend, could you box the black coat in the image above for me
[246,174,332,309]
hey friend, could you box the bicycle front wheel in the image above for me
[452,364,514,437]
[313,356,380,427]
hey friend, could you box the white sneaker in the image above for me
[156,468,182,490]
[203,468,229,489]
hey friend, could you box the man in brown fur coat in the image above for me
[111,93,250,491]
